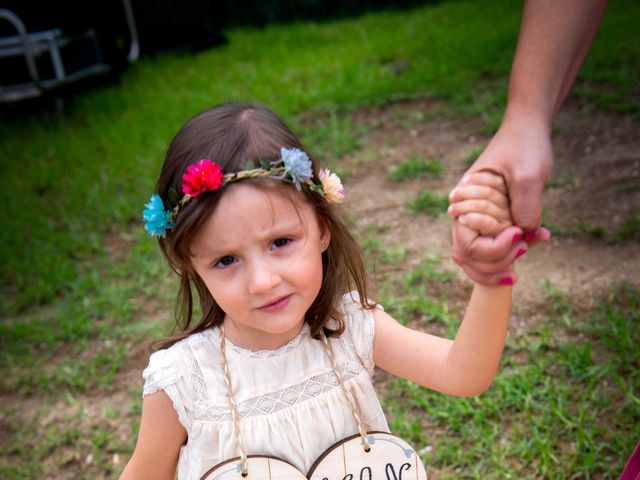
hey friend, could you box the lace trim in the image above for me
[197,360,363,422]
[224,326,309,358]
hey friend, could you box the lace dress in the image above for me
[142,292,390,479]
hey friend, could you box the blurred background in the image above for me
[1,0,638,478]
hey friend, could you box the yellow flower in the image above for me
[318,169,344,204]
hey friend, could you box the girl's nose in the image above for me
[247,260,282,295]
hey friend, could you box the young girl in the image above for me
[121,102,523,479]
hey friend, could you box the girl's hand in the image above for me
[448,171,527,285]
[447,171,513,237]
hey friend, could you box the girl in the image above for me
[121,102,523,479]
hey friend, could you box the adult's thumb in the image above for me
[510,180,544,231]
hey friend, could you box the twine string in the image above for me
[319,329,371,452]
[220,325,249,476]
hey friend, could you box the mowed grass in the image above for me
[382,266,639,479]
[0,0,639,477]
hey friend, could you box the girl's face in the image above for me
[190,183,330,351]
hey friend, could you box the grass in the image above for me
[0,0,638,477]
[464,146,484,167]
[542,213,639,243]
[408,191,450,217]
[612,213,640,242]
[388,155,443,181]
[377,255,457,330]
[385,283,640,478]
[359,226,408,272]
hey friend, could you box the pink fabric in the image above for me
[620,441,640,480]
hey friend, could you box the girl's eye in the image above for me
[215,256,236,268]
[272,237,291,249]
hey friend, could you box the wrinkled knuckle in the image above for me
[460,240,475,259]
[484,220,501,237]
[482,199,495,212]
[452,246,467,266]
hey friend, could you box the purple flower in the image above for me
[281,147,313,191]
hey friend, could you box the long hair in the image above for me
[153,102,372,350]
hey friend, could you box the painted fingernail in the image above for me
[515,248,527,259]
[459,214,466,224]
[500,277,514,285]
[524,230,537,241]
[512,233,523,245]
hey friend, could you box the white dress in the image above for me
[142,292,390,479]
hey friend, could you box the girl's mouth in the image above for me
[258,294,291,313]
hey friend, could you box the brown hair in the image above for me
[152,102,372,350]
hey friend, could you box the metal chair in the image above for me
[0,1,138,104]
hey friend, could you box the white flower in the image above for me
[318,168,344,204]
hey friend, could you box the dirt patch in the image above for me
[342,99,640,309]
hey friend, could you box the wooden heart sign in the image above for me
[200,455,307,480]
[200,432,428,480]
[308,432,428,480]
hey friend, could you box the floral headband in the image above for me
[143,147,344,237]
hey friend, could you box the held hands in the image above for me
[449,120,553,285]
[448,172,528,285]
[469,118,553,231]
[448,172,512,237]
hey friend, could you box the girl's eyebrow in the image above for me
[192,217,305,258]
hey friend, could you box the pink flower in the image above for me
[318,168,344,204]
[182,160,223,197]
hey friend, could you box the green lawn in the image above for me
[0,0,637,313]
[1,0,638,477]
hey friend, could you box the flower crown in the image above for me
[143,147,344,237]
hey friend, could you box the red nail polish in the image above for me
[500,277,514,285]
[524,230,537,241]
[512,234,523,245]
[515,249,526,259]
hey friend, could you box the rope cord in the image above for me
[219,325,249,476]
[319,329,371,451]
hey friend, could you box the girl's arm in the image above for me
[373,284,510,396]
[373,171,514,395]
[119,391,187,480]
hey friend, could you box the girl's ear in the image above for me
[319,219,331,252]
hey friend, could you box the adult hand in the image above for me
[450,117,553,285]
[446,0,607,286]
[468,117,553,231]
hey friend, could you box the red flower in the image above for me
[182,160,223,197]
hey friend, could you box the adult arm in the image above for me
[476,0,608,228]
[451,0,608,284]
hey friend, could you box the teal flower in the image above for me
[143,194,173,237]
[281,147,313,191]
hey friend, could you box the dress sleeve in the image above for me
[339,291,377,377]
[142,344,193,431]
